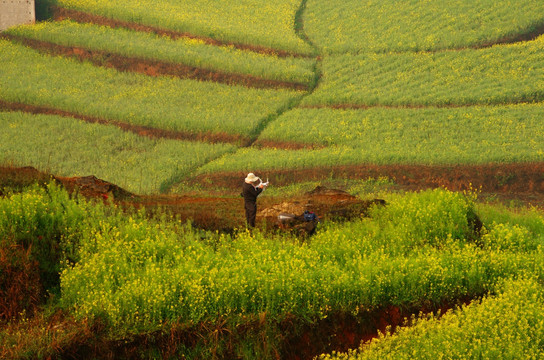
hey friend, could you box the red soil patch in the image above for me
[42,298,473,360]
[1,34,309,92]
[2,163,542,233]
[281,298,474,360]
[0,100,250,146]
[1,310,102,359]
[51,6,312,59]
[0,245,43,321]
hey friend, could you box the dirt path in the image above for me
[190,162,544,204]
[2,165,543,232]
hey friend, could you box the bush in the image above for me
[370,188,479,248]
[0,182,88,293]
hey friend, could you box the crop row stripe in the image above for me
[1,33,309,92]
[0,100,324,150]
[50,5,313,59]
[0,100,250,146]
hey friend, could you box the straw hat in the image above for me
[245,173,260,183]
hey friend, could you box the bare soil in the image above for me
[190,162,544,210]
[2,164,543,233]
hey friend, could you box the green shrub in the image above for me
[369,188,478,248]
[0,183,89,292]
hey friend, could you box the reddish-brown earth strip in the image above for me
[0,100,250,145]
[191,163,544,198]
[50,5,313,59]
[2,34,309,91]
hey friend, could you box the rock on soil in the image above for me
[258,186,386,236]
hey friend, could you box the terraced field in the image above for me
[1,0,543,194]
[1,1,544,359]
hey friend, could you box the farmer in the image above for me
[241,173,267,228]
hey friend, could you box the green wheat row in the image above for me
[0,39,303,137]
[5,20,316,86]
[304,0,544,53]
[302,35,544,107]
[0,111,235,193]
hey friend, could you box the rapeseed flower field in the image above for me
[2,0,544,358]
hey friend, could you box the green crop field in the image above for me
[0,40,303,138]
[55,0,315,55]
[300,36,544,107]
[0,111,235,193]
[4,20,316,86]
[2,0,544,358]
[303,0,544,53]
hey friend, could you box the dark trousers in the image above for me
[245,202,257,228]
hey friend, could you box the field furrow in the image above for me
[0,100,250,145]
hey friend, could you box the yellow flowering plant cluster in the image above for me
[2,184,544,358]
[318,277,544,360]
[55,187,544,334]
[0,183,93,292]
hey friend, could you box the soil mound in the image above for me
[0,167,134,200]
[258,186,386,236]
[0,166,51,194]
[305,185,356,198]
[62,175,134,200]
